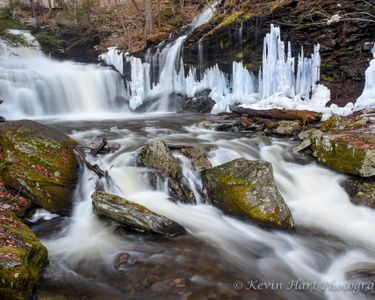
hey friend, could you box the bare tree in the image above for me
[145,0,153,35]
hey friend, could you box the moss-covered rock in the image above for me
[0,120,79,215]
[311,132,375,177]
[0,210,48,300]
[137,140,182,180]
[201,158,294,229]
[92,191,185,236]
[321,114,370,132]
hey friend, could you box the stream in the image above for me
[1,4,375,299]
[25,113,375,300]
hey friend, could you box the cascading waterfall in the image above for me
[0,31,127,120]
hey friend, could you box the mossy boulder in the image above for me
[201,158,294,229]
[311,132,375,177]
[92,191,185,236]
[0,211,48,300]
[321,114,370,133]
[0,120,79,215]
[137,140,182,180]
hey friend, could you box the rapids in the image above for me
[30,114,375,300]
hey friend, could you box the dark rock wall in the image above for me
[183,0,375,106]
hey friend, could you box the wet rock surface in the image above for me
[202,158,294,229]
[342,177,375,209]
[92,191,185,236]
[137,140,182,180]
[0,120,79,215]
[0,181,48,300]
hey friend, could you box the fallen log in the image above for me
[73,149,108,179]
[229,106,322,124]
[90,136,108,157]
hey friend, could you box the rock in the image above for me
[201,158,294,229]
[137,140,182,180]
[274,120,302,136]
[177,89,215,113]
[167,178,196,204]
[342,177,375,209]
[178,146,212,173]
[321,114,370,132]
[298,128,322,141]
[346,269,375,296]
[311,132,375,177]
[0,211,48,300]
[240,115,250,128]
[0,180,32,218]
[92,191,185,236]
[114,252,136,269]
[293,139,312,153]
[0,121,79,215]
[145,171,196,204]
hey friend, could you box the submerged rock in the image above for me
[0,211,48,299]
[137,140,182,180]
[201,158,294,229]
[0,120,79,215]
[311,132,375,177]
[92,191,185,236]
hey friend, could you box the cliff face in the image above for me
[183,0,375,106]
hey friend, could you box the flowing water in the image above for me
[25,114,374,300]
[1,5,375,300]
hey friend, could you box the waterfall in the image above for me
[0,31,127,119]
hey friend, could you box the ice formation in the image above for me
[110,24,322,113]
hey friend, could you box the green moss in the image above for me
[0,121,78,214]
[312,136,366,175]
[235,51,244,60]
[216,175,282,225]
[321,115,339,132]
[0,213,48,300]
[34,32,64,54]
[320,73,335,82]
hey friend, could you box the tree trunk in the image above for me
[229,106,322,124]
[47,0,52,14]
[145,0,153,36]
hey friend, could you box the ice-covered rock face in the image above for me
[354,43,375,111]
[101,24,322,113]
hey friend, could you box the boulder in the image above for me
[177,89,215,113]
[0,211,48,299]
[178,146,212,173]
[342,177,375,209]
[201,158,294,229]
[0,120,79,215]
[274,120,302,136]
[137,140,182,180]
[92,191,185,236]
[311,132,375,177]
